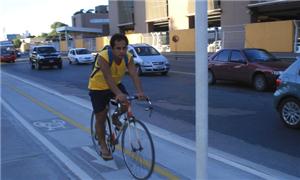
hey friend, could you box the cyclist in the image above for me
[88,33,146,160]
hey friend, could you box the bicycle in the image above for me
[90,95,155,179]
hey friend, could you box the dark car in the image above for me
[274,57,300,128]
[208,48,293,91]
[1,47,16,63]
[30,45,62,70]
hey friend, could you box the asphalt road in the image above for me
[1,55,300,177]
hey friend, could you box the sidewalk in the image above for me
[1,72,298,180]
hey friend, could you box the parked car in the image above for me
[67,48,94,64]
[128,44,170,75]
[274,57,300,128]
[208,48,293,91]
[30,45,62,70]
[1,47,16,63]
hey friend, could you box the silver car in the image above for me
[127,44,170,76]
[274,57,300,128]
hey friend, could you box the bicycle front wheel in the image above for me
[121,119,155,179]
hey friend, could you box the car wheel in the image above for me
[31,63,35,69]
[253,74,267,91]
[37,62,42,70]
[69,59,72,64]
[58,63,63,69]
[208,70,216,85]
[136,64,143,76]
[278,97,300,128]
[161,71,168,76]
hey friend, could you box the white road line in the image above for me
[1,99,93,180]
[81,146,118,170]
[169,70,195,76]
[2,72,297,179]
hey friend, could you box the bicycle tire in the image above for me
[90,112,115,156]
[121,118,155,179]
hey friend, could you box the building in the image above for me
[71,5,110,38]
[108,0,300,53]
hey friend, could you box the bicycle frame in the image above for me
[105,96,152,151]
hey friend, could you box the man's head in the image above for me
[110,33,129,60]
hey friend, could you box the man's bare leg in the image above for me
[95,109,112,158]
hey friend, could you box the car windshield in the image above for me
[244,49,277,62]
[1,48,14,55]
[76,49,90,55]
[37,47,56,53]
[134,46,160,56]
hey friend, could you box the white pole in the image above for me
[195,0,208,180]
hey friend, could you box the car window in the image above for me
[76,49,90,55]
[134,46,160,56]
[244,49,276,62]
[230,51,244,62]
[213,50,230,62]
[37,47,56,53]
[128,49,136,57]
[1,48,14,55]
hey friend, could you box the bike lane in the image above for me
[2,72,291,180]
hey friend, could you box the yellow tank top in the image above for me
[88,50,132,90]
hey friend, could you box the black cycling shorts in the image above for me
[89,83,128,113]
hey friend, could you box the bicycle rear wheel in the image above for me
[90,112,115,156]
[121,118,155,179]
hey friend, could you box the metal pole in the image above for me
[65,30,68,52]
[195,1,208,180]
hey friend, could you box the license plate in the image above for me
[155,65,163,69]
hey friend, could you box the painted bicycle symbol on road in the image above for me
[33,119,66,131]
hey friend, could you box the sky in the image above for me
[0,0,108,39]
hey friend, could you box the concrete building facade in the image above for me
[108,0,300,52]
[71,5,110,38]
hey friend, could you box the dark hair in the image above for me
[110,33,129,48]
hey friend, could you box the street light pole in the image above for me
[195,1,208,179]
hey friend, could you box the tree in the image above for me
[13,38,22,48]
[40,33,48,38]
[48,21,68,41]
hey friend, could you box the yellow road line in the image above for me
[6,84,180,180]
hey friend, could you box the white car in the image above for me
[67,48,94,64]
[127,44,170,75]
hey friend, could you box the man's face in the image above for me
[112,40,127,60]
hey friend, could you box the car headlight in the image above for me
[37,55,44,59]
[272,71,283,76]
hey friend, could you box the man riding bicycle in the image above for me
[88,33,146,160]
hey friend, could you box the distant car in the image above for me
[1,47,16,63]
[274,57,300,128]
[208,48,293,91]
[30,45,62,70]
[67,48,94,64]
[128,44,170,75]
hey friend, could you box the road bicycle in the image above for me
[90,96,155,179]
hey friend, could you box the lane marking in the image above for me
[3,80,180,180]
[3,71,297,179]
[169,70,194,76]
[81,146,118,170]
[1,99,93,180]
